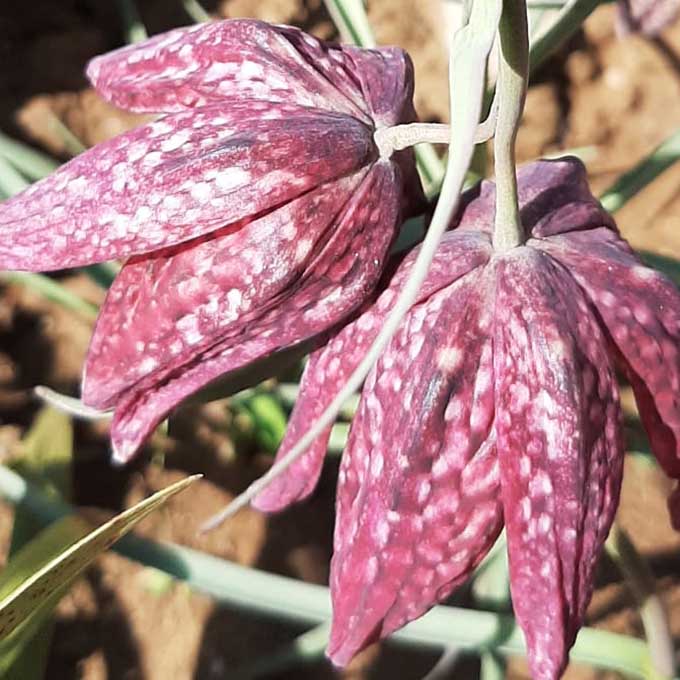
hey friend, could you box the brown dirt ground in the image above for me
[1,1,680,678]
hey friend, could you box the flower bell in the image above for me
[617,0,680,35]
[255,157,680,679]
[0,19,424,462]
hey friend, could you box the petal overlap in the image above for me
[258,157,675,678]
[107,162,404,462]
[4,13,678,677]
[87,20,371,119]
[0,18,423,468]
[0,103,374,271]
[253,229,492,512]
[83,170,366,409]
[494,248,623,679]
[328,271,502,665]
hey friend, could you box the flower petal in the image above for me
[458,157,613,238]
[267,36,424,219]
[0,103,374,271]
[105,162,403,462]
[252,229,492,512]
[616,0,680,36]
[494,248,624,680]
[327,270,503,666]
[341,46,416,127]
[87,20,370,120]
[539,228,680,499]
[83,170,366,409]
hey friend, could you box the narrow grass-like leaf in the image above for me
[81,261,120,289]
[606,524,676,679]
[44,113,86,157]
[600,127,680,214]
[0,464,656,676]
[0,408,74,679]
[232,623,329,679]
[116,0,149,43]
[529,0,602,72]
[0,517,88,674]
[182,0,212,23]
[14,407,73,499]
[0,474,199,642]
[0,157,29,197]
[0,131,60,180]
[323,0,375,47]
[327,423,350,455]
[0,272,98,320]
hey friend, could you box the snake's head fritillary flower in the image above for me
[0,19,424,462]
[256,157,680,679]
[616,0,680,35]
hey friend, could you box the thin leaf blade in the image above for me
[0,474,199,641]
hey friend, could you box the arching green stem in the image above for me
[492,0,529,252]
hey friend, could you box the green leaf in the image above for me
[116,0,148,43]
[600,127,680,214]
[529,0,602,73]
[182,0,211,23]
[323,0,375,46]
[0,464,657,677]
[0,408,74,679]
[14,407,73,500]
[0,474,199,643]
[0,272,98,320]
[242,393,288,454]
[606,524,676,679]
[0,157,29,198]
[232,624,329,679]
[0,517,88,677]
[43,114,85,157]
[0,132,59,181]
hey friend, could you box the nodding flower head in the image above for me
[0,19,424,463]
[255,157,680,680]
[616,0,680,35]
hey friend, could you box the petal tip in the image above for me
[326,625,375,668]
[110,437,138,467]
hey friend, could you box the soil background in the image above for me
[1,1,680,678]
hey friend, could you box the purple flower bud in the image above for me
[0,19,424,463]
[260,157,680,678]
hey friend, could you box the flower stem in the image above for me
[605,524,676,679]
[375,114,498,157]
[492,0,529,253]
[0,462,658,677]
[201,0,504,530]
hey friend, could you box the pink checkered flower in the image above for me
[255,157,680,679]
[617,0,680,35]
[0,19,423,462]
